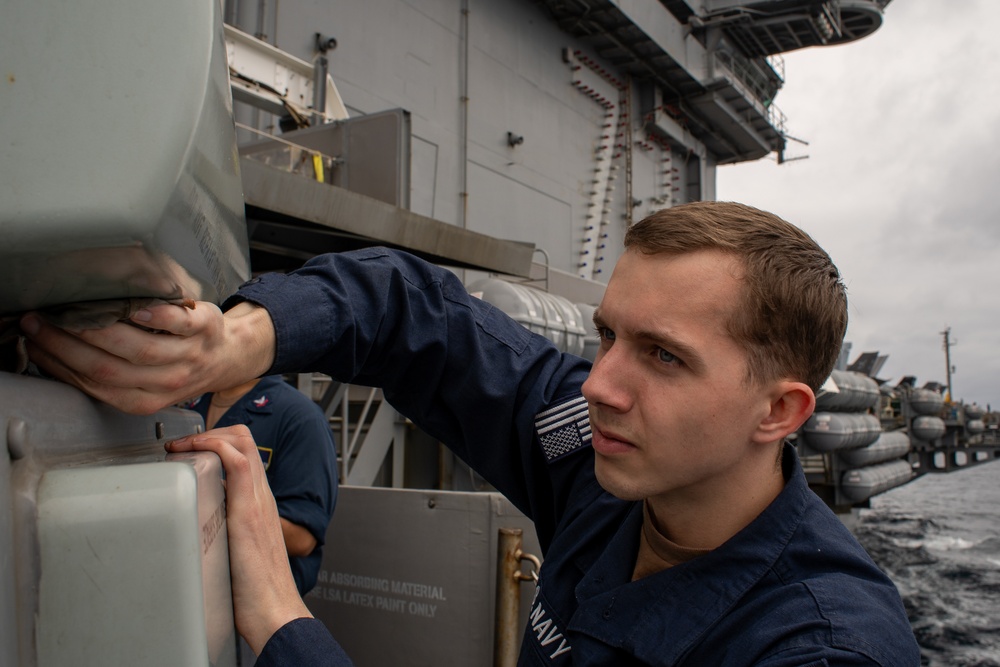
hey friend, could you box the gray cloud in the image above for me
[717,1,1000,410]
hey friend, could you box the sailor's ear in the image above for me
[752,381,815,444]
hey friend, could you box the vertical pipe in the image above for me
[459,0,470,228]
[340,389,349,481]
[224,0,239,27]
[392,423,406,488]
[252,0,269,134]
[313,55,329,126]
[437,443,454,490]
[623,74,633,227]
[255,0,268,40]
[273,0,279,47]
[494,528,523,667]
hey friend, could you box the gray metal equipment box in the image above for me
[1,372,236,667]
[307,485,543,666]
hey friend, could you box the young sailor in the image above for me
[23,202,920,666]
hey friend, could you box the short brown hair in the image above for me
[623,201,847,392]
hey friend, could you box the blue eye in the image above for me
[657,348,679,364]
[596,327,615,341]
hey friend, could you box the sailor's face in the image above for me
[582,248,772,506]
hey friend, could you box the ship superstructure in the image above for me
[226,0,889,291]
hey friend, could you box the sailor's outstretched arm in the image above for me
[25,247,591,528]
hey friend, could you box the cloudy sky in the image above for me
[716,1,1000,411]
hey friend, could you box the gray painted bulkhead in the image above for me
[226,0,719,289]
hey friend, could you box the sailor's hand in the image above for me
[166,426,311,654]
[20,300,276,414]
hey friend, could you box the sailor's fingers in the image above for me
[167,426,266,490]
[20,300,219,368]
[27,300,223,367]
[21,301,273,415]
[20,303,227,413]
[21,324,198,414]
[127,300,220,339]
[27,321,188,375]
[22,332,191,414]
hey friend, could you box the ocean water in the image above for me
[853,462,1000,667]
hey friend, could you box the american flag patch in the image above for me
[535,395,592,462]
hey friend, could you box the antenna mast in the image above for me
[941,326,956,401]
